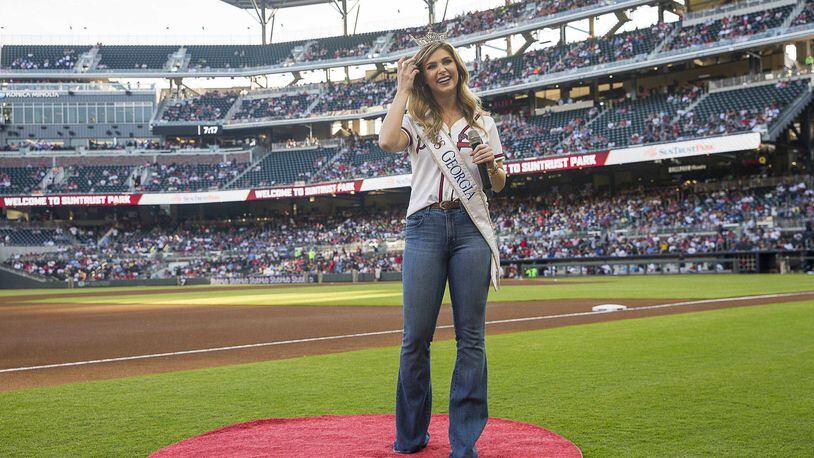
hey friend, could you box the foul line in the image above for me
[2,291,811,374]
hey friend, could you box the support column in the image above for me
[796,40,812,67]
[260,1,267,45]
[801,105,812,171]
[560,25,566,45]
[528,89,537,114]
[591,80,599,104]
[424,0,436,25]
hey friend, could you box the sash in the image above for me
[409,118,501,291]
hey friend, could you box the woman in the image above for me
[378,34,507,458]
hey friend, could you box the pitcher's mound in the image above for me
[150,414,581,457]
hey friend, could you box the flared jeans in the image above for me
[394,206,491,458]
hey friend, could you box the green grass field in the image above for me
[2,275,813,456]
[7,274,814,306]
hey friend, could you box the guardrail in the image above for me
[503,249,814,277]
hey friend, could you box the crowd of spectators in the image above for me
[304,40,372,61]
[309,137,410,183]
[5,177,813,281]
[46,165,132,194]
[232,93,315,121]
[8,248,150,281]
[492,180,814,259]
[160,91,238,122]
[8,49,78,70]
[390,0,596,52]
[0,141,75,152]
[471,22,672,91]
[496,79,797,157]
[0,166,48,195]
[174,249,400,279]
[664,6,792,52]
[6,0,814,75]
[312,79,396,114]
[88,139,164,150]
[142,160,250,192]
[792,0,814,27]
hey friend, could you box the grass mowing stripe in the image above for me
[16,274,814,306]
[1,300,812,456]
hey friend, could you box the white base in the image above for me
[592,304,628,312]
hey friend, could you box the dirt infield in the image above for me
[2,291,813,391]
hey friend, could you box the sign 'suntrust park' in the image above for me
[0,132,761,208]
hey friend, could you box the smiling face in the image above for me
[420,47,459,98]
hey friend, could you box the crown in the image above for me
[410,31,448,48]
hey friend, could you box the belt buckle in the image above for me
[439,199,460,210]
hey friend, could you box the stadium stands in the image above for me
[792,0,814,26]
[5,0,813,74]
[310,138,410,182]
[160,91,239,122]
[0,167,49,195]
[48,165,134,193]
[232,147,335,188]
[662,5,795,52]
[498,78,809,157]
[186,43,303,69]
[311,79,396,114]
[494,180,814,259]
[143,160,249,192]
[677,79,809,137]
[232,92,317,122]
[97,45,179,70]
[302,31,380,61]
[389,0,600,52]
[499,106,600,160]
[4,176,812,280]
[0,45,89,70]
[0,75,809,195]
[0,227,74,246]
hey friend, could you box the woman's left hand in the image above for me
[470,143,495,167]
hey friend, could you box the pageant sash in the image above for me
[408,118,501,291]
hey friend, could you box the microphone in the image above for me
[467,129,492,192]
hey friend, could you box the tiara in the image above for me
[410,31,448,48]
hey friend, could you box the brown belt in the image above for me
[429,199,461,210]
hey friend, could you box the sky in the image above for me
[0,0,675,88]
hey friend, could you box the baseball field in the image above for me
[1,274,813,456]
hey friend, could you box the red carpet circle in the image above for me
[150,414,581,457]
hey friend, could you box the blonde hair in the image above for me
[408,41,487,141]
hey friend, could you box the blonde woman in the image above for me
[379,34,506,458]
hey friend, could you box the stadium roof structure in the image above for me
[219,0,337,44]
[219,0,333,9]
[220,0,443,44]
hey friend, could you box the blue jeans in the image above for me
[394,206,491,458]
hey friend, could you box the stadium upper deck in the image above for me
[0,0,692,78]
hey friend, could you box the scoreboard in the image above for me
[151,124,223,137]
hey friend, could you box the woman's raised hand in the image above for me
[396,55,419,94]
